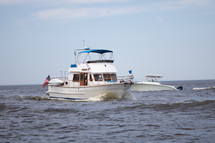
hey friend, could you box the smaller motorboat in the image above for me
[131,75,178,91]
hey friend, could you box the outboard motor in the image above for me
[177,86,183,90]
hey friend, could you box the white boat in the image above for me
[46,48,133,100]
[131,75,177,91]
[193,86,215,90]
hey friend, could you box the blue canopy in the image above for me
[78,49,113,54]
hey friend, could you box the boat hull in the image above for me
[47,83,132,100]
[131,83,177,92]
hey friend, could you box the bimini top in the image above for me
[78,49,113,54]
[146,75,163,78]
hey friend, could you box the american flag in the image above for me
[43,75,50,88]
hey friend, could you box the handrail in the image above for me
[50,75,134,84]
[117,75,134,83]
[51,77,68,80]
[87,60,114,63]
[74,48,114,64]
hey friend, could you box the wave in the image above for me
[0,93,132,102]
[152,100,215,112]
[115,100,215,112]
[26,95,50,101]
[171,100,215,107]
[0,103,7,111]
[44,108,79,113]
[7,95,24,100]
[0,95,5,99]
[86,91,133,102]
[0,94,49,101]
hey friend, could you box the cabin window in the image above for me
[94,74,103,81]
[111,74,117,81]
[89,74,93,81]
[103,74,111,81]
[73,74,80,82]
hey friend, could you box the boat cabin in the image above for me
[65,49,119,87]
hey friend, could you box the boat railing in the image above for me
[86,60,114,63]
[117,75,134,84]
[50,75,134,84]
[75,48,114,64]
[51,77,68,81]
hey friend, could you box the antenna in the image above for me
[83,40,85,48]
[83,40,90,50]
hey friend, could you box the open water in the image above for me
[0,80,215,142]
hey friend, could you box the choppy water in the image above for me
[0,80,215,142]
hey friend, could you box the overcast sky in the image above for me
[0,0,215,85]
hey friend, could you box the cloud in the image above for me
[179,0,213,6]
[4,0,213,23]
[154,15,167,27]
[0,0,129,5]
[145,0,214,12]
[0,0,46,5]
[33,0,214,21]
[63,0,130,4]
[34,7,144,20]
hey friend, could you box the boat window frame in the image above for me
[111,73,117,81]
[89,74,93,81]
[94,74,103,81]
[73,74,80,82]
[103,74,111,81]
